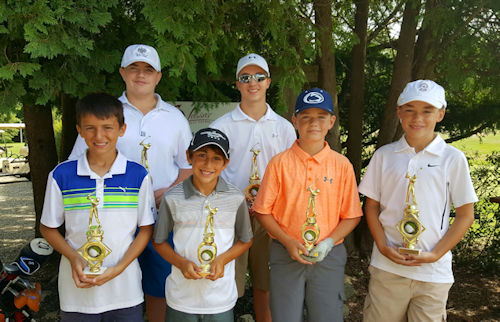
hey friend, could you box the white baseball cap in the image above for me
[121,44,161,72]
[236,53,270,78]
[397,80,447,109]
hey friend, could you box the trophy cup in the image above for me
[139,138,152,173]
[244,146,261,207]
[396,173,426,254]
[300,186,320,257]
[197,204,218,277]
[77,195,111,275]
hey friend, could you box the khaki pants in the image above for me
[363,266,452,322]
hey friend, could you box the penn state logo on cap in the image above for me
[295,88,334,115]
[189,128,230,159]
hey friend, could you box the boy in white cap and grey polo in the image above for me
[359,80,478,321]
[69,44,193,322]
[210,53,296,322]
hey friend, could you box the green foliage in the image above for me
[453,152,500,272]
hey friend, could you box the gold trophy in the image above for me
[301,186,320,257]
[396,173,426,254]
[77,195,111,275]
[197,204,218,277]
[243,146,261,207]
[139,138,152,173]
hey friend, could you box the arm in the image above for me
[40,224,94,288]
[90,224,153,286]
[408,202,474,263]
[328,217,361,244]
[207,238,253,281]
[365,198,417,266]
[154,168,193,208]
[256,212,312,265]
[152,241,203,280]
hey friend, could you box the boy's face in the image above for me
[397,100,445,144]
[292,108,335,143]
[119,61,162,97]
[187,146,229,188]
[76,114,126,158]
[236,65,271,104]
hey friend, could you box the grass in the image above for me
[0,142,28,158]
[450,132,500,156]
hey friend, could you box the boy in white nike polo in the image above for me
[359,80,478,322]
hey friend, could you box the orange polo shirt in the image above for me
[252,140,363,244]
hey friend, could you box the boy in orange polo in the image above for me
[252,88,363,322]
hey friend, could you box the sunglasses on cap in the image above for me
[237,73,268,83]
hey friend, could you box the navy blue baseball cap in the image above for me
[294,88,334,115]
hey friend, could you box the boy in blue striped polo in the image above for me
[41,93,155,321]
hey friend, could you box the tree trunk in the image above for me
[376,0,421,148]
[345,0,372,257]
[347,0,370,182]
[60,93,78,161]
[23,104,58,237]
[413,0,438,79]
[314,0,341,152]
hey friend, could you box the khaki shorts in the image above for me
[234,216,271,296]
[363,266,452,322]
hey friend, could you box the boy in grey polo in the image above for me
[153,128,253,321]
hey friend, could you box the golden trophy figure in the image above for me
[77,195,112,276]
[301,186,320,257]
[243,146,261,207]
[139,138,152,173]
[197,204,218,277]
[396,173,426,254]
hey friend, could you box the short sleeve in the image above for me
[358,150,382,202]
[252,157,279,215]
[174,116,193,170]
[67,135,87,160]
[153,196,174,243]
[449,153,478,208]
[340,162,363,219]
[137,175,155,227]
[40,171,65,228]
[235,200,253,243]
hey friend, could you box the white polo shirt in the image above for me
[358,135,477,283]
[69,93,192,191]
[41,151,155,313]
[210,104,296,191]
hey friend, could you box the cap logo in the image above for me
[200,130,225,141]
[418,82,429,92]
[135,46,150,57]
[303,92,324,104]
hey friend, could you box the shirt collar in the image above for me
[183,176,230,199]
[394,134,446,156]
[290,140,331,163]
[77,149,127,179]
[231,103,277,122]
[119,92,170,112]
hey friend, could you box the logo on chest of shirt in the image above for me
[322,176,333,184]
[427,164,440,168]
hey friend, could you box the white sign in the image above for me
[170,101,237,133]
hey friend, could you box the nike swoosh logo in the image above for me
[427,164,439,167]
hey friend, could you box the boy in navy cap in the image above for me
[153,128,253,321]
[253,88,363,322]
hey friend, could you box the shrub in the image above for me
[453,152,500,272]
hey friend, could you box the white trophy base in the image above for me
[84,266,107,276]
